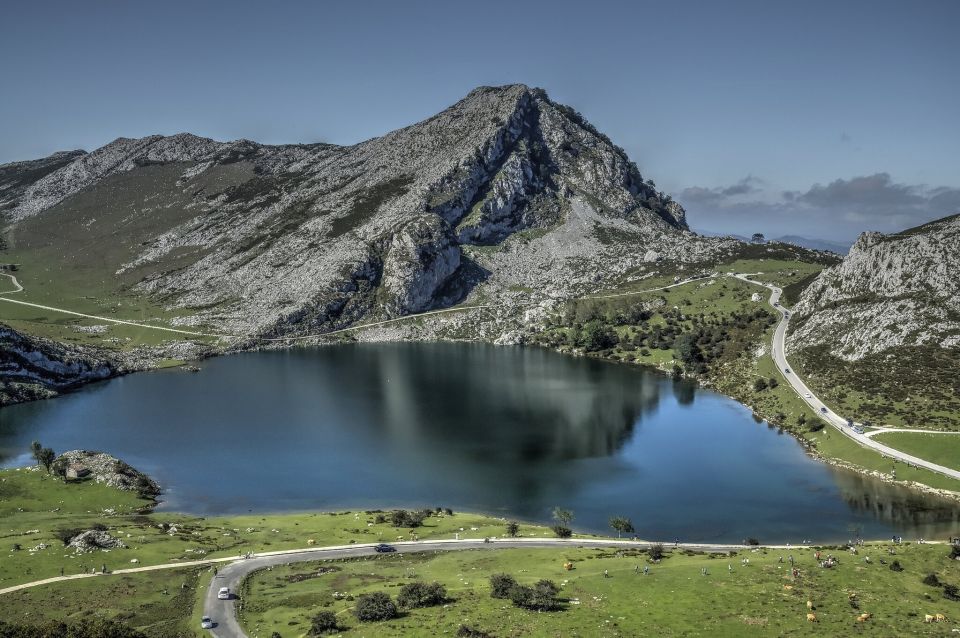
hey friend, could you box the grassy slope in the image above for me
[241,543,960,637]
[872,433,960,472]
[0,163,250,350]
[0,467,554,589]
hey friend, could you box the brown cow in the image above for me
[806,613,817,622]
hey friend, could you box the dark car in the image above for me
[820,407,828,414]
[374,543,396,553]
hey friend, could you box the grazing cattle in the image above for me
[806,600,814,610]
[856,613,871,622]
[806,613,817,622]
[306,539,316,546]
[924,614,935,623]
[936,613,946,622]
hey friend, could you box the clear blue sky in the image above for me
[3,0,958,241]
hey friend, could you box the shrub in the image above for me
[509,579,561,611]
[389,509,426,528]
[309,611,339,635]
[950,543,960,560]
[753,378,768,392]
[648,543,665,561]
[922,573,941,587]
[490,573,517,599]
[551,525,572,538]
[354,592,398,622]
[945,583,960,601]
[744,537,760,546]
[397,581,446,608]
[374,514,386,524]
[506,521,519,537]
[889,560,904,572]
[457,626,493,638]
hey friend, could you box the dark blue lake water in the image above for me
[2,343,957,542]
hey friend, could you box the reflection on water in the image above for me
[1,342,957,542]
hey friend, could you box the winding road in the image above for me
[732,273,960,480]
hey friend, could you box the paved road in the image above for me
[864,427,960,438]
[200,536,802,638]
[732,273,960,480]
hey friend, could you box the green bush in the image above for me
[489,573,517,599]
[551,525,572,538]
[354,592,398,622]
[309,611,339,635]
[397,581,446,608]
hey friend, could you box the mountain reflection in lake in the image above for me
[1,342,957,543]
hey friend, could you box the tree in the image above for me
[648,542,665,561]
[609,517,635,538]
[551,525,572,538]
[397,581,446,608]
[51,458,68,481]
[354,592,398,622]
[751,233,765,243]
[489,573,517,599]
[30,441,42,466]
[309,611,339,635]
[552,507,574,527]
[37,448,56,472]
[581,322,617,352]
[505,521,519,537]
[509,579,561,611]
[768,377,779,389]
[753,378,768,392]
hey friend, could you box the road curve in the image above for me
[732,273,960,480]
[202,537,794,638]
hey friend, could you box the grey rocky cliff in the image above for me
[2,84,737,342]
[789,214,960,360]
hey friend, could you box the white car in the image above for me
[804,392,812,398]
[217,587,231,600]
[201,616,214,629]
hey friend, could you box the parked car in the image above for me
[201,616,214,629]
[374,543,396,553]
[853,426,864,434]
[846,418,854,427]
[217,587,231,600]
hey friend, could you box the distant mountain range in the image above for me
[696,230,851,254]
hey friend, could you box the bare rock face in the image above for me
[382,214,461,315]
[0,325,116,406]
[790,214,960,360]
[1,84,735,341]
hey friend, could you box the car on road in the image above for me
[820,407,828,414]
[217,586,231,600]
[374,543,396,553]
[784,368,790,373]
[804,392,812,398]
[853,426,864,434]
[201,616,214,629]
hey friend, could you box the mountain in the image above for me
[774,235,851,254]
[0,85,736,340]
[790,214,960,360]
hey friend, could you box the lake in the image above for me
[2,342,957,543]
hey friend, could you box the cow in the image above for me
[806,600,814,610]
[936,613,946,622]
[856,613,871,622]
[924,614,935,623]
[806,613,817,622]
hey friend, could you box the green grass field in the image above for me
[238,543,960,637]
[873,433,960,472]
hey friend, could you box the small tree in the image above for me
[609,516,635,538]
[30,441,43,465]
[505,521,520,537]
[509,579,561,611]
[309,610,340,635]
[489,573,517,599]
[397,581,446,608]
[552,507,574,527]
[648,542,665,561]
[753,378,768,392]
[768,377,779,389]
[354,591,398,622]
[37,448,56,472]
